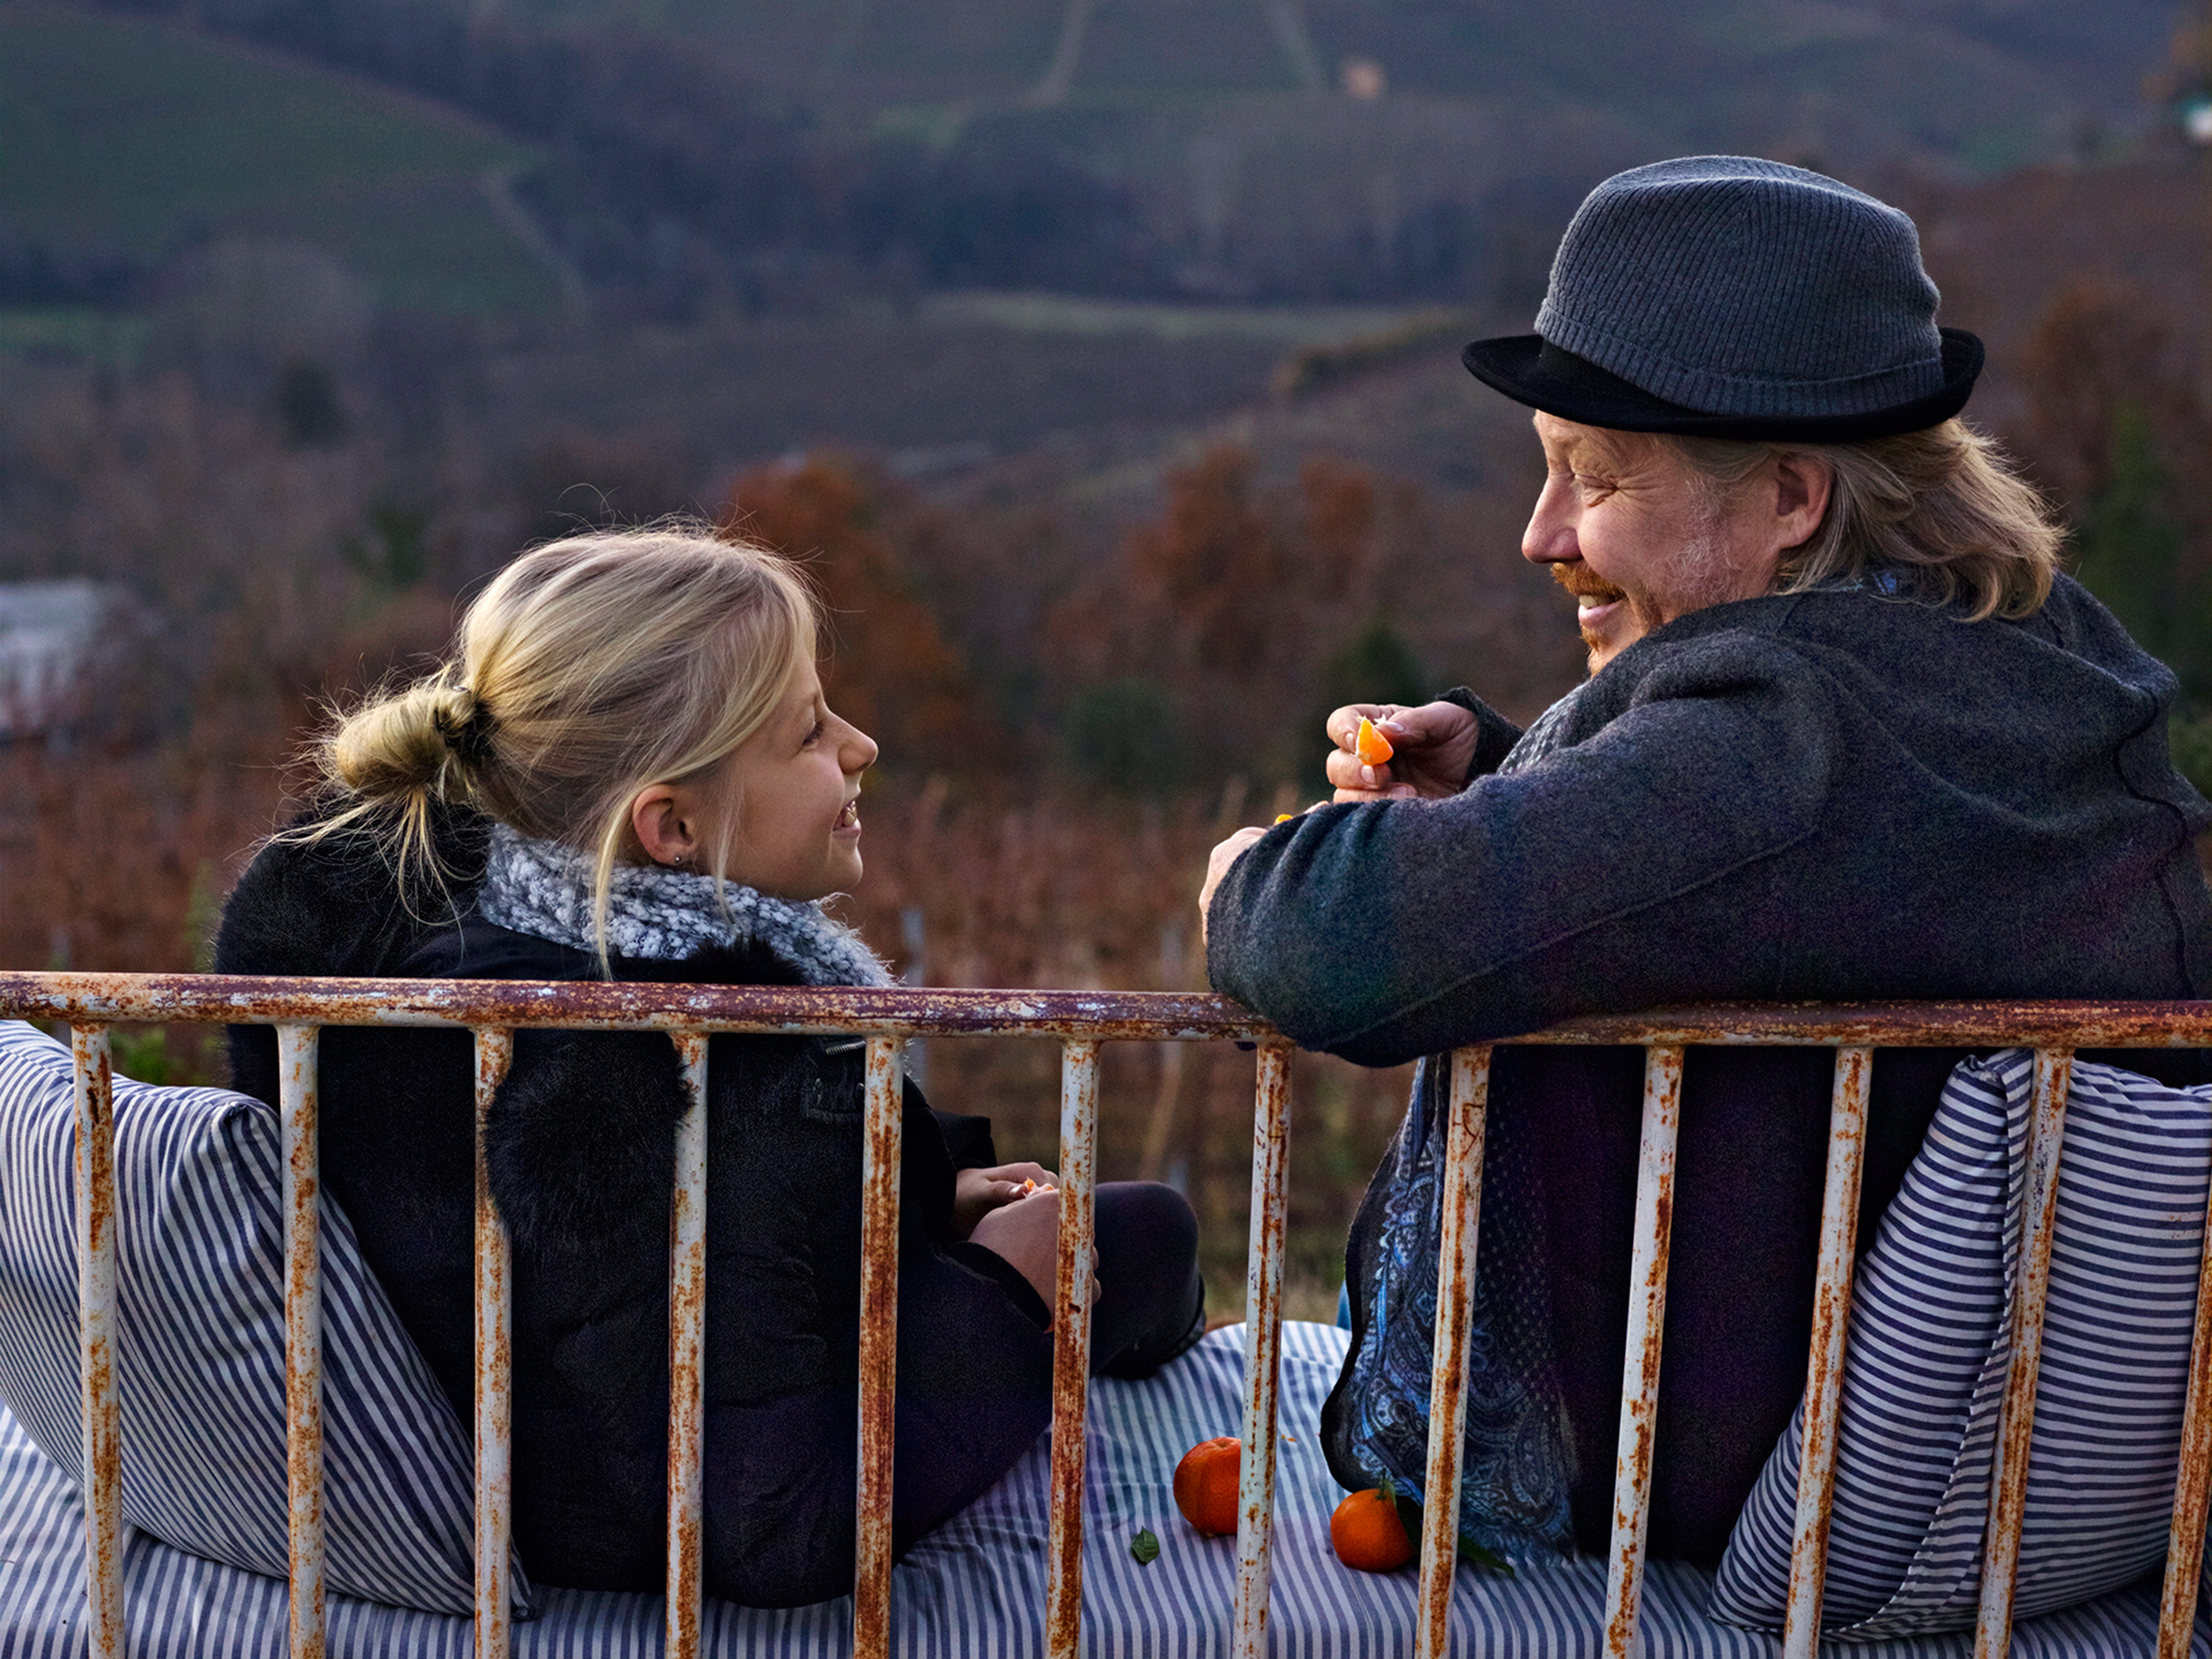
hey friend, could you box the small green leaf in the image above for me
[1130,1527,1160,1565]
[1456,1532,1516,1578]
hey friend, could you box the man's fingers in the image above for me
[1379,700,1474,745]
[1325,702,1404,748]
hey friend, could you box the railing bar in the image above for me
[1234,1042,1294,1659]
[472,1029,516,1659]
[1045,1040,1101,1659]
[1973,1045,2072,1659]
[2156,1091,2212,1659]
[665,1032,710,1659]
[16,974,2212,1051]
[1416,1047,1491,1659]
[277,1023,326,1659]
[71,1023,123,1659]
[853,1037,904,1659]
[1602,1043,1685,1659]
[1781,1045,1872,1657]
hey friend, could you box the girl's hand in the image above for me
[969,1185,1100,1313]
[953,1161,1056,1239]
[1324,701,1479,801]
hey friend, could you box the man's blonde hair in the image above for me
[305,526,818,954]
[1662,419,2063,622]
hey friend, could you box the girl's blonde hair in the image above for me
[1661,419,2063,621]
[305,525,818,948]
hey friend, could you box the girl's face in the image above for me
[629,655,878,900]
[719,657,878,900]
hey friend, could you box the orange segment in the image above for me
[1354,717,1394,767]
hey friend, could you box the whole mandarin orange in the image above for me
[1171,1437,1241,1536]
[1329,1487,1415,1571]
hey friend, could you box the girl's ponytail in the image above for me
[309,674,491,900]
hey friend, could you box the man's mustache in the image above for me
[1550,562,1629,606]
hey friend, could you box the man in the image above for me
[1199,157,2212,1566]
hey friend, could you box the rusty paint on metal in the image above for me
[70,1023,123,1659]
[1602,1044,1684,1659]
[853,1036,904,1659]
[1975,1046,2073,1659]
[26,970,2212,1659]
[1046,1040,1100,1659]
[1417,1047,1491,1659]
[276,1024,326,1659]
[1235,1042,1294,1659]
[0,973,1281,1042]
[472,1029,516,1659]
[665,1032,710,1659]
[1782,1045,1871,1658]
[15,973,2212,1050]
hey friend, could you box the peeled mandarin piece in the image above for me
[1355,717,1394,767]
[1275,813,1294,825]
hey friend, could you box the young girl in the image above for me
[215,528,1205,1607]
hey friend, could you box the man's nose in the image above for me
[1522,482,1578,565]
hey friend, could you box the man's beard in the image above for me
[1549,523,1740,657]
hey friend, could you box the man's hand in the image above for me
[952,1161,1056,1239]
[1199,824,1268,947]
[1324,701,1480,801]
[969,1185,1099,1312]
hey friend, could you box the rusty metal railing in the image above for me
[7,974,2212,1659]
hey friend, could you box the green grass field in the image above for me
[0,8,565,316]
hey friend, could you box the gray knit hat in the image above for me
[1464,156,1982,441]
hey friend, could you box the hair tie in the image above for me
[434,690,498,767]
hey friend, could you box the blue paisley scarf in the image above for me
[1335,686,1586,1560]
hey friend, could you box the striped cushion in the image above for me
[1711,1050,2208,1637]
[0,1323,2187,1656]
[0,1021,529,1617]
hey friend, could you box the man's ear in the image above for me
[629,783,696,868]
[1772,451,1834,551]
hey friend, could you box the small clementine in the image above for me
[1354,717,1394,767]
[1329,1487,1414,1571]
[1171,1437,1241,1536]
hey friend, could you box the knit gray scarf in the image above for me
[476,823,894,986]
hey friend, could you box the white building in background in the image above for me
[0,581,121,742]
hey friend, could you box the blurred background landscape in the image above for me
[6,0,2212,1313]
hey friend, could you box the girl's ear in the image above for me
[629,783,697,868]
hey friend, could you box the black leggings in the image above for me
[1089,1181,1206,1379]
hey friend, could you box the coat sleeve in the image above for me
[1438,687,1526,784]
[1206,637,1842,1065]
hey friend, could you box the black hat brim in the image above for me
[1462,329,1983,442]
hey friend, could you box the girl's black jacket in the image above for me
[215,807,1053,1607]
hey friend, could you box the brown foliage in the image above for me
[2020,279,2199,508]
[1057,441,1441,783]
[722,455,987,775]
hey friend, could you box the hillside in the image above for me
[0,8,569,315]
[42,0,2186,316]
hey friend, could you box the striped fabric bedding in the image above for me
[1713,1051,2212,1638]
[0,1321,2196,1657]
[0,1021,524,1618]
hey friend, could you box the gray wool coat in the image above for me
[1206,572,2212,1562]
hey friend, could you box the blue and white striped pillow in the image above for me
[0,1021,530,1617]
[1711,1050,2209,1637]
